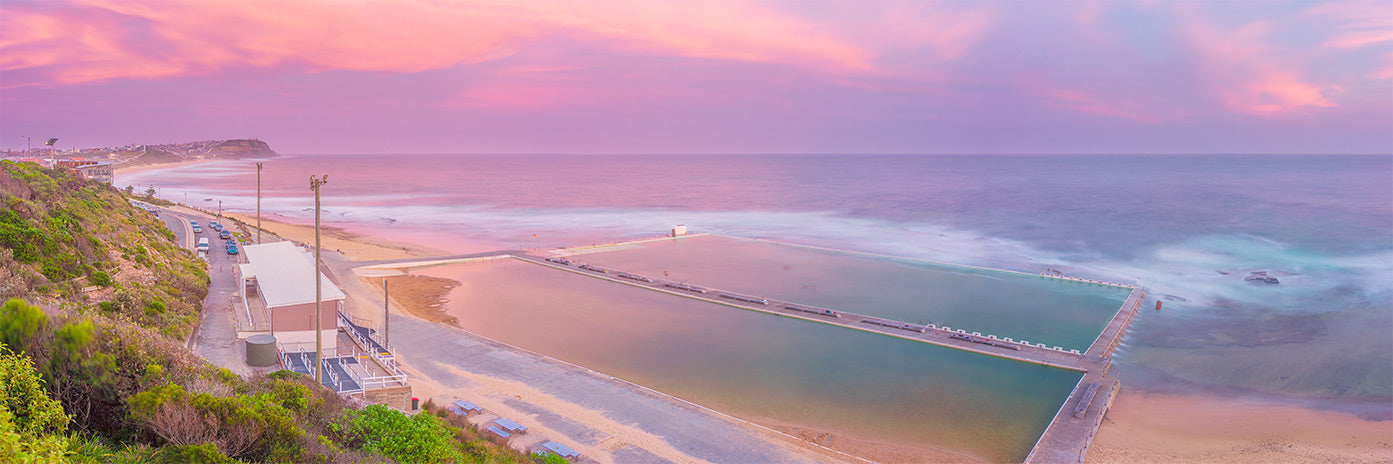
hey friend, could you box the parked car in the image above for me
[226,242,239,255]
[219,230,232,240]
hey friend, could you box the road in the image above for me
[135,200,251,373]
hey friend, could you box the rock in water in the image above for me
[1245,270,1280,285]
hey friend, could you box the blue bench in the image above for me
[540,440,580,458]
[451,400,482,413]
[492,418,528,433]
[486,425,510,438]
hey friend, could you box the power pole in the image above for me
[383,277,390,352]
[309,174,328,385]
[256,162,263,243]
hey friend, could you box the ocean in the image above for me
[123,153,1393,415]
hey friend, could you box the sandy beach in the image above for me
[112,157,216,175]
[130,161,1392,464]
[210,209,448,261]
[1088,392,1392,464]
[364,275,460,326]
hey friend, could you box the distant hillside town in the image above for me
[1,138,277,185]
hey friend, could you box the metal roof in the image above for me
[239,241,345,308]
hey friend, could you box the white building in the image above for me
[238,241,343,352]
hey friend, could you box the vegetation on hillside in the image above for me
[1,160,207,339]
[0,163,566,463]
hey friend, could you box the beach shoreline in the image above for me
[112,157,217,176]
[1087,391,1392,463]
[128,160,1393,464]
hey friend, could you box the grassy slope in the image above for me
[0,161,554,463]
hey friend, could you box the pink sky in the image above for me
[2,0,1390,154]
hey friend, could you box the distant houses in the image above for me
[2,157,114,185]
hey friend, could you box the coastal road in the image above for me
[139,201,250,372]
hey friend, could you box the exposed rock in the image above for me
[208,139,277,158]
[1245,270,1280,285]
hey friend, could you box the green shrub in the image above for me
[89,270,112,287]
[0,299,47,354]
[332,403,468,463]
[0,347,69,463]
[0,348,69,436]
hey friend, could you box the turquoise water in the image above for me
[427,259,1082,463]
[573,235,1131,351]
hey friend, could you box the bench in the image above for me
[486,425,511,438]
[451,400,483,413]
[492,418,528,433]
[540,440,580,458]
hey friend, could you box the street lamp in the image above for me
[309,174,328,385]
[45,138,58,167]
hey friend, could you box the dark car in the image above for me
[220,230,232,240]
[226,242,239,255]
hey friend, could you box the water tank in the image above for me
[245,334,278,367]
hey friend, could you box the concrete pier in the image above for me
[514,253,1147,464]
[514,254,1122,369]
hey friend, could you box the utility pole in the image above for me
[22,136,29,155]
[256,162,263,243]
[309,174,328,385]
[383,277,389,352]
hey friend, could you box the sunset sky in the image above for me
[1,0,1390,155]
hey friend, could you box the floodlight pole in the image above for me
[256,163,263,243]
[310,174,329,384]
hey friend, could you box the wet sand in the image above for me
[363,275,459,326]
[1088,392,1392,464]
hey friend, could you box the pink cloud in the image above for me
[869,3,995,62]
[1304,1,1393,49]
[1177,9,1337,117]
[0,0,872,89]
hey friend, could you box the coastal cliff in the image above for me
[208,139,277,158]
